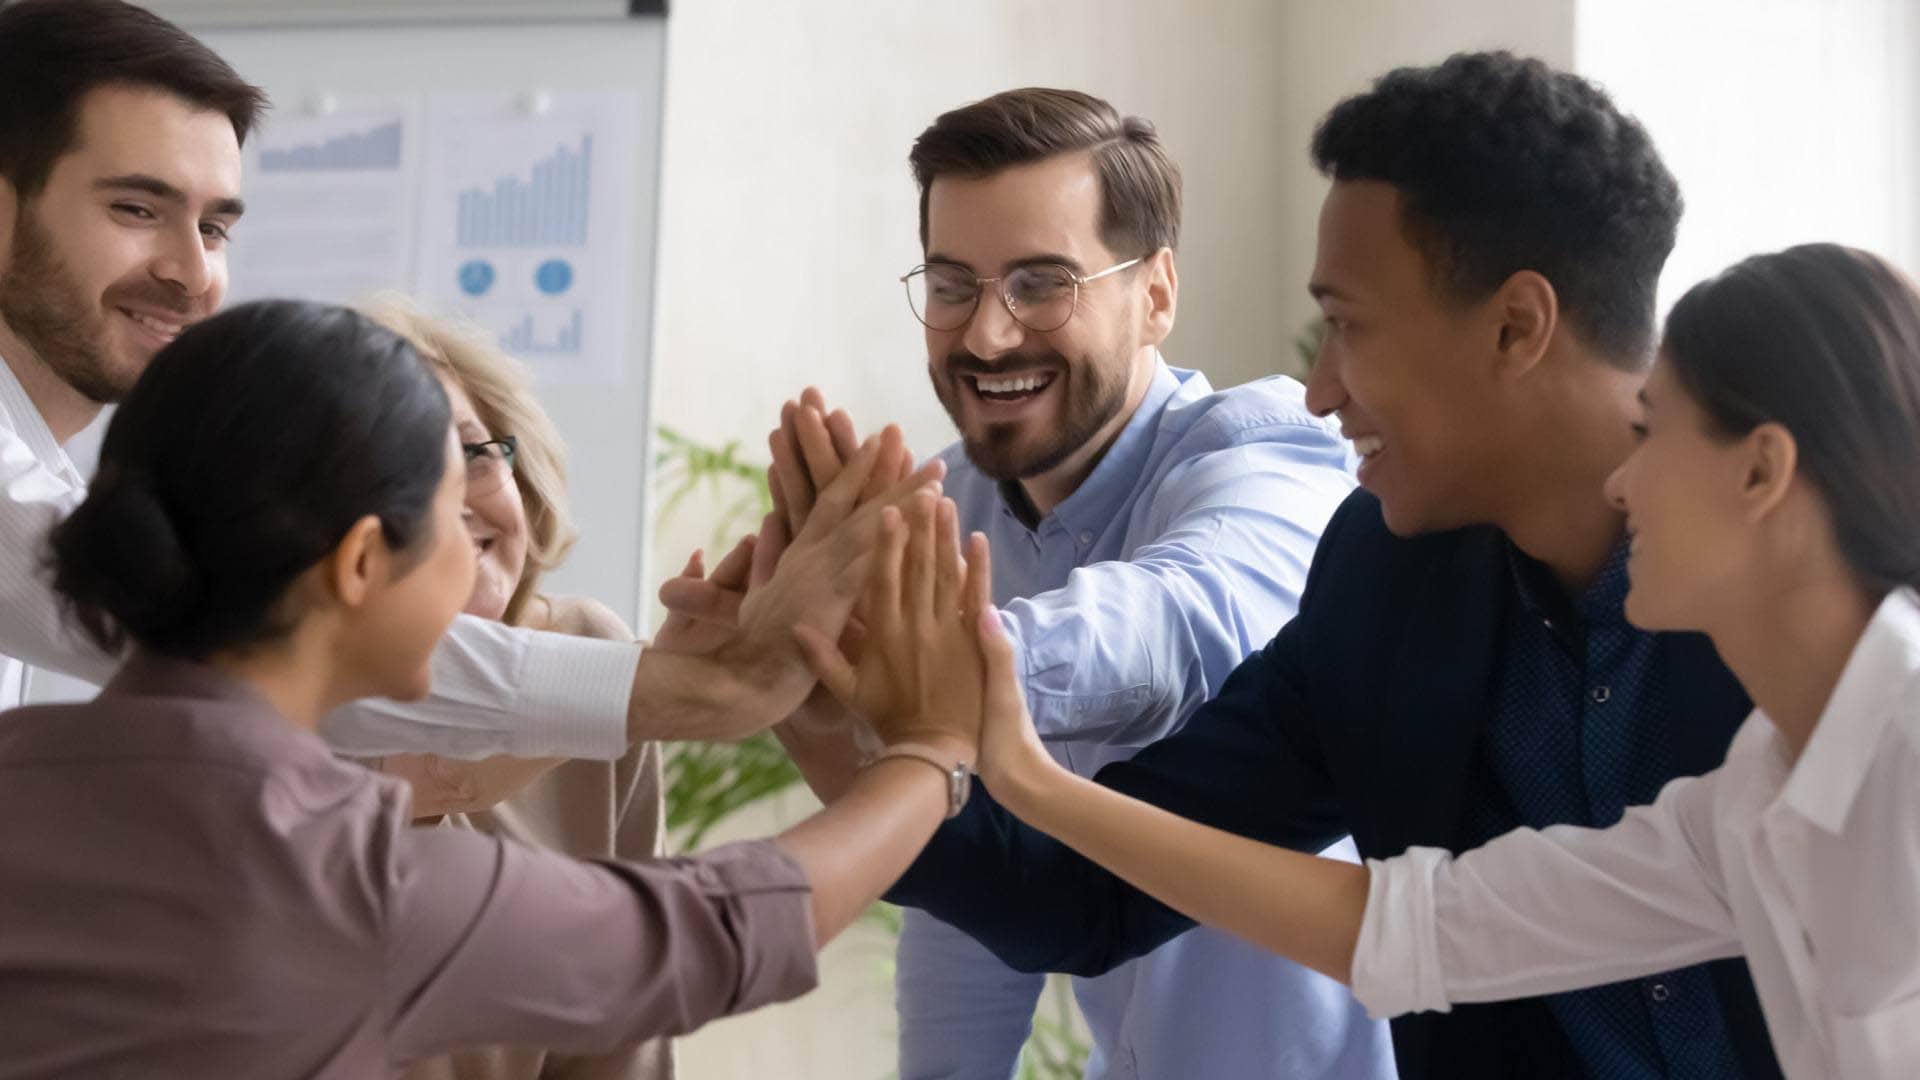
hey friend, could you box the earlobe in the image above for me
[1493,270,1558,379]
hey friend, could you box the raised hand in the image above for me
[649,534,755,656]
[769,388,914,539]
[968,538,1055,796]
[796,493,986,758]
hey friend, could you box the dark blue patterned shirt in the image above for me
[1458,540,1748,1079]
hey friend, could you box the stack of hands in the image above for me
[655,388,1054,803]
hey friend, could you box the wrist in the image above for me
[988,736,1062,817]
[876,727,976,769]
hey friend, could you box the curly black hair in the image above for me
[1312,51,1681,367]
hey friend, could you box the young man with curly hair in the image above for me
[882,52,1788,1080]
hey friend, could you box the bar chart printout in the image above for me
[228,105,420,306]
[457,136,591,247]
[260,120,404,172]
[418,93,639,385]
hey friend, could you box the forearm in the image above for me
[770,701,865,803]
[775,736,963,945]
[997,757,1369,984]
[627,643,799,743]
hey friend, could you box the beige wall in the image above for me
[651,3,1574,1076]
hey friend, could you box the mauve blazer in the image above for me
[0,655,817,1079]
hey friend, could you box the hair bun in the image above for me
[49,474,204,653]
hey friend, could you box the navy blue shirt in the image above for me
[1459,541,1745,1079]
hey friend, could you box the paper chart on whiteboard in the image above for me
[226,98,422,308]
[415,92,640,386]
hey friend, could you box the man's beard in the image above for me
[931,346,1130,482]
[0,208,167,404]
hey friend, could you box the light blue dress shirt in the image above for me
[897,359,1397,1080]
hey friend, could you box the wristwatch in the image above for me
[869,741,971,819]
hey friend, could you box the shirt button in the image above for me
[1590,685,1611,704]
[1077,531,1093,545]
[1648,982,1671,1003]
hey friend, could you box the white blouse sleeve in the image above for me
[1352,770,1744,1019]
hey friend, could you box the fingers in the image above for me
[863,506,907,632]
[769,405,814,536]
[976,600,1025,722]
[933,499,963,616]
[798,387,860,462]
[962,531,992,622]
[657,575,744,625]
[750,509,788,590]
[767,463,790,533]
[865,425,908,503]
[793,623,859,709]
[903,493,938,627]
[681,548,705,579]
[795,405,842,496]
[801,433,885,537]
[707,533,756,590]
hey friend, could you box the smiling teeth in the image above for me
[974,373,1053,394]
[1352,435,1384,458]
[125,310,182,338]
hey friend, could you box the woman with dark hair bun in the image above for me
[0,299,984,1077]
[863,244,1920,1080]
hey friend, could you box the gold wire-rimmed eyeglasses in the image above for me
[900,256,1144,333]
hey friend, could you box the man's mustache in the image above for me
[943,351,1067,377]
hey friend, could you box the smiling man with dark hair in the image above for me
[755,86,1391,1080]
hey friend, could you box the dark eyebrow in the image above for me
[95,174,246,219]
[921,253,1090,275]
[1007,253,1085,274]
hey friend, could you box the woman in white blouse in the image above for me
[870,243,1920,1080]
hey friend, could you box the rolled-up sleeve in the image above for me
[321,614,638,760]
[386,830,818,1061]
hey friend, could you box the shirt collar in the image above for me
[0,350,84,484]
[1777,587,1920,834]
[1506,535,1632,638]
[1037,355,1181,537]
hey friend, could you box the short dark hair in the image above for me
[1312,51,1680,366]
[49,301,451,660]
[1665,243,1920,596]
[909,87,1181,258]
[0,0,267,197]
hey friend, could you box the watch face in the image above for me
[947,767,971,818]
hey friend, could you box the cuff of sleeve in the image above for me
[692,840,820,1013]
[516,632,638,760]
[1351,849,1453,1020]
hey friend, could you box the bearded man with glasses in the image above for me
[745,88,1393,1080]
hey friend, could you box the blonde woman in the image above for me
[367,298,673,1080]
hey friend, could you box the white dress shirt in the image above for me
[1353,587,1920,1080]
[0,352,635,759]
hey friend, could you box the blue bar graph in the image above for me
[503,309,584,356]
[260,121,402,172]
[457,135,593,248]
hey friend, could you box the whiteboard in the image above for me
[200,19,667,630]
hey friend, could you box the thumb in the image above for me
[977,605,1026,725]
[793,622,859,709]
